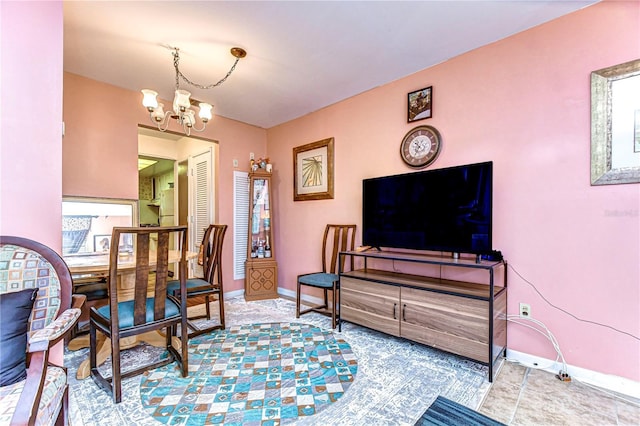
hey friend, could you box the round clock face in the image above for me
[400,125,441,168]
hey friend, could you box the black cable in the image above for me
[508,264,640,341]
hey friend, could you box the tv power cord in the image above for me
[508,263,639,342]
[506,315,570,382]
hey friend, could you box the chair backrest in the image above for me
[0,236,72,336]
[201,224,227,286]
[321,225,356,274]
[107,226,187,327]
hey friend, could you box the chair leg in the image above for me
[89,322,97,371]
[218,291,225,329]
[331,283,338,329]
[296,280,301,318]
[323,288,328,308]
[180,320,188,377]
[111,332,122,403]
[205,294,211,320]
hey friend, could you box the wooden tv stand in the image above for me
[338,250,507,381]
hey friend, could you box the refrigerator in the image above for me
[159,188,175,226]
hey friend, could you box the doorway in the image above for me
[138,127,218,274]
[138,155,176,226]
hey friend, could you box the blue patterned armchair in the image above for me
[0,236,83,426]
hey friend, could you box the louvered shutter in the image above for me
[234,171,249,279]
[190,150,212,260]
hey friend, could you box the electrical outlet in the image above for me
[250,152,255,160]
[233,159,238,167]
[519,303,531,318]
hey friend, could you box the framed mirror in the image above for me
[590,59,640,185]
[62,196,138,257]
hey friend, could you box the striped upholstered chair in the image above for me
[0,236,83,426]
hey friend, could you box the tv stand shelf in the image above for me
[339,250,507,381]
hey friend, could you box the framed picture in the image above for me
[93,234,112,252]
[591,59,640,185]
[408,86,432,122]
[293,137,334,201]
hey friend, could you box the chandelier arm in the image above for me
[148,111,173,132]
[175,57,241,90]
[188,121,207,133]
[182,121,192,136]
[158,113,173,132]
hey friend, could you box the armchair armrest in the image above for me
[12,307,81,425]
[28,308,81,352]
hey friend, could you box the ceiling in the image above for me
[63,1,597,129]
[138,155,175,178]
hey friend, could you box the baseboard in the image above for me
[277,287,296,300]
[506,349,640,399]
[224,289,245,299]
[223,288,322,305]
[277,287,326,306]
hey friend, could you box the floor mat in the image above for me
[416,396,506,426]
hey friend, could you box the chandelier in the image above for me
[141,46,247,135]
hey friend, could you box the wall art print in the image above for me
[293,137,334,201]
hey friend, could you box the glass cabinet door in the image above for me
[249,178,273,259]
[245,171,277,301]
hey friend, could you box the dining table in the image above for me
[65,249,197,379]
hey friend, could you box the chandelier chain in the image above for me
[172,49,241,90]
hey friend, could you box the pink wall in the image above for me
[267,2,640,381]
[1,1,65,365]
[1,1,63,249]
[62,73,267,294]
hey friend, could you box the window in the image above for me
[62,197,138,257]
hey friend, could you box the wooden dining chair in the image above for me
[296,224,356,329]
[89,226,189,403]
[167,224,227,338]
[70,275,108,339]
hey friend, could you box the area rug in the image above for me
[416,396,506,426]
[139,322,357,425]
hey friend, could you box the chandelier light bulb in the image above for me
[183,110,196,127]
[141,89,159,110]
[198,103,213,122]
[151,103,165,122]
[173,89,191,112]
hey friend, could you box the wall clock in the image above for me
[400,125,442,168]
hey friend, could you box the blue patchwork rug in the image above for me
[139,322,358,425]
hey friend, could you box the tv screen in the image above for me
[362,161,492,255]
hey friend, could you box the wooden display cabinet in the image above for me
[244,171,278,300]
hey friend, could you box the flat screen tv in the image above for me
[362,161,492,255]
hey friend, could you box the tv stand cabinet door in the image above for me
[340,277,400,336]
[400,287,490,363]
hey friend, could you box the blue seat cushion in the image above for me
[298,273,338,288]
[95,298,180,329]
[166,278,215,295]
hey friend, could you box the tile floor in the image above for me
[66,296,640,425]
[479,361,640,425]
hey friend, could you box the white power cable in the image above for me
[506,315,568,377]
